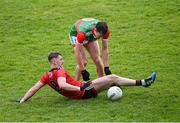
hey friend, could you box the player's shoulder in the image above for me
[56,68,67,73]
[39,71,49,83]
[40,71,49,78]
[55,68,68,77]
[40,68,66,79]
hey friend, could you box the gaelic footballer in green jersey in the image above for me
[69,18,111,81]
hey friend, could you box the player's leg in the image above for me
[85,40,104,77]
[69,35,88,80]
[91,74,135,93]
[91,72,156,93]
[74,46,88,80]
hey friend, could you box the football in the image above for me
[107,86,123,101]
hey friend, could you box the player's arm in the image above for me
[18,81,45,103]
[102,29,112,75]
[102,29,110,68]
[102,40,111,75]
[57,77,80,91]
[57,77,90,91]
[102,41,112,76]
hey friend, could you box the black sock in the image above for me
[136,80,142,86]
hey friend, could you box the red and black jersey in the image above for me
[40,68,85,99]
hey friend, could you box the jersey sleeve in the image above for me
[103,29,110,40]
[77,32,86,43]
[40,72,48,84]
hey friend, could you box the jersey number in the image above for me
[50,80,61,93]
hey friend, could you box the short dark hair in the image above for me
[96,22,108,36]
[48,52,62,62]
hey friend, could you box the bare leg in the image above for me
[74,47,87,81]
[91,72,156,92]
[85,40,104,78]
[75,66,82,81]
[91,74,136,93]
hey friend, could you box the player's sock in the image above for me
[141,80,146,86]
[136,78,153,86]
[136,80,142,86]
[135,80,146,86]
[136,79,151,86]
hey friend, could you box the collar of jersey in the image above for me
[49,67,60,72]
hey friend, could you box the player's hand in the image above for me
[104,66,112,75]
[16,98,25,104]
[80,82,90,91]
[81,69,90,81]
[16,99,21,103]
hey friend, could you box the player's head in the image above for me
[95,22,108,38]
[48,52,64,67]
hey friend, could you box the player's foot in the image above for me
[143,72,156,87]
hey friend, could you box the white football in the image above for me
[107,86,123,101]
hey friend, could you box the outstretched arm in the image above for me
[19,81,45,103]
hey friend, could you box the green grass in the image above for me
[0,0,180,122]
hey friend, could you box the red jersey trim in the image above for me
[103,29,110,39]
[75,20,83,32]
[77,32,86,43]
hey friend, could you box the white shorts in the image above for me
[69,34,89,46]
[69,35,77,45]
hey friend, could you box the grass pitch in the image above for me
[0,0,179,122]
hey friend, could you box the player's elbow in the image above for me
[58,82,66,90]
[59,85,65,90]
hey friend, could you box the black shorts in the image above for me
[82,88,97,99]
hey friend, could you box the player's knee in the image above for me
[94,57,101,65]
[108,74,119,83]
[76,65,84,71]
[83,61,87,67]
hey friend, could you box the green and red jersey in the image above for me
[69,18,110,44]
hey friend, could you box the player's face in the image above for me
[56,55,64,67]
[94,31,102,39]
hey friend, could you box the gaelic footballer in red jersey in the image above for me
[17,52,156,103]
[69,18,112,82]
